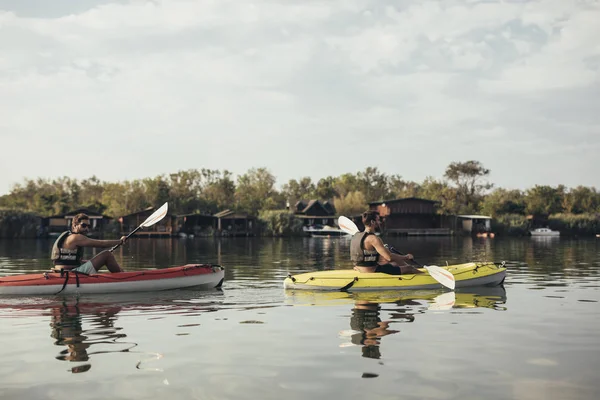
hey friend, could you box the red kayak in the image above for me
[0,264,225,296]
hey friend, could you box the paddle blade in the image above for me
[429,291,456,311]
[338,216,360,235]
[423,265,456,290]
[141,202,169,227]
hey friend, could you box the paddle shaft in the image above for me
[386,245,424,267]
[109,202,169,253]
[109,225,142,253]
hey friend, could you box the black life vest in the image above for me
[51,231,83,266]
[350,231,379,266]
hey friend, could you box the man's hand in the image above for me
[119,236,128,244]
[405,253,414,260]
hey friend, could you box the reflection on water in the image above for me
[0,290,225,374]
[348,301,400,360]
[0,237,598,399]
[287,286,508,361]
[50,300,127,372]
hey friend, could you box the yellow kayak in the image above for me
[284,262,506,291]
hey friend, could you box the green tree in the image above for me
[333,191,367,217]
[314,176,338,200]
[144,176,171,208]
[79,176,107,213]
[420,177,457,214]
[562,186,599,214]
[333,173,359,198]
[356,167,389,203]
[525,185,564,215]
[203,170,236,213]
[235,168,281,215]
[281,177,316,205]
[444,160,493,213]
[388,175,420,199]
[480,188,526,217]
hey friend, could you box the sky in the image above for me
[0,0,599,195]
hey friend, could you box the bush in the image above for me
[258,210,304,236]
[0,209,42,238]
[549,213,600,236]
[491,214,529,236]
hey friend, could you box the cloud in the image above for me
[0,0,599,193]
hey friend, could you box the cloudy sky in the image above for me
[0,0,598,195]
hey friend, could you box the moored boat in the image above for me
[530,228,560,236]
[284,262,506,291]
[303,225,350,237]
[0,264,224,296]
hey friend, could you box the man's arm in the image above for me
[70,234,123,249]
[368,236,413,264]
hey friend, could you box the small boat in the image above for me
[303,225,350,237]
[530,228,560,236]
[284,262,506,291]
[0,264,224,296]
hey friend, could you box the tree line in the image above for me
[1,161,599,222]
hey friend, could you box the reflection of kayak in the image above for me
[284,262,506,291]
[0,264,225,296]
[285,286,507,310]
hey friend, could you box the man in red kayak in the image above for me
[350,210,423,275]
[51,213,128,274]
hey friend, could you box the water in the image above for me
[0,236,599,399]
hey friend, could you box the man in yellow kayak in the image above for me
[51,213,128,274]
[350,210,423,275]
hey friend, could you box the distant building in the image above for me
[43,209,112,236]
[456,215,492,234]
[214,209,255,236]
[119,207,176,237]
[368,197,450,236]
[293,199,336,228]
[177,213,216,236]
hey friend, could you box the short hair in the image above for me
[362,210,380,226]
[72,213,89,227]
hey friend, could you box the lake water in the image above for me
[0,236,599,400]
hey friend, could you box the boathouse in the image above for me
[293,200,336,228]
[119,207,177,237]
[43,209,112,236]
[214,209,256,236]
[456,215,492,234]
[368,197,450,236]
[177,213,216,236]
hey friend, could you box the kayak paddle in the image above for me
[110,202,169,252]
[337,216,456,290]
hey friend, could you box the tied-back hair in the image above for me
[72,213,89,228]
[362,210,380,226]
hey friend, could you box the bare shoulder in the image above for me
[66,233,87,246]
[364,232,382,246]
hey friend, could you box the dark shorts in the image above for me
[374,264,402,275]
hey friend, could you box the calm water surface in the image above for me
[0,236,599,400]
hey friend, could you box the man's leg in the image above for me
[89,251,123,273]
[399,265,424,274]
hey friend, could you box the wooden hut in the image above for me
[119,207,177,237]
[369,197,450,236]
[177,213,216,236]
[43,209,111,236]
[214,209,256,236]
[293,200,336,228]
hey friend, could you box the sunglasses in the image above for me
[79,223,90,228]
